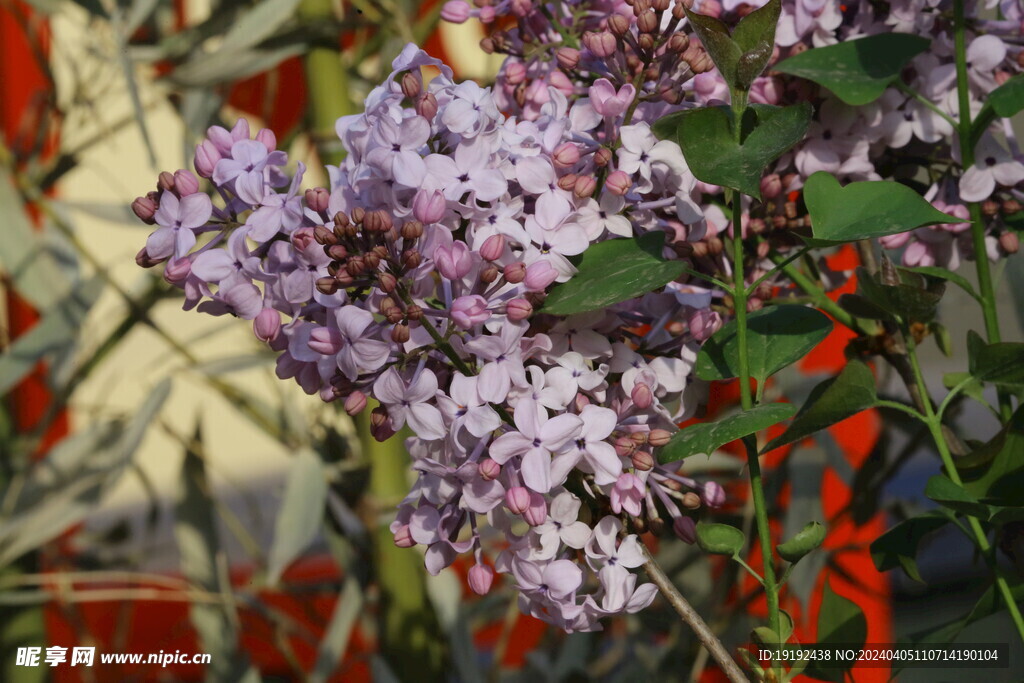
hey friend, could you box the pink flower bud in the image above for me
[194,140,221,178]
[440,0,471,22]
[631,449,654,471]
[413,189,447,224]
[478,5,495,22]
[480,234,506,261]
[401,72,421,99]
[173,170,199,196]
[605,170,632,196]
[504,62,527,85]
[505,486,531,515]
[256,128,277,152]
[393,525,416,548]
[614,436,637,458]
[451,295,491,329]
[648,429,671,447]
[305,187,330,214]
[291,227,316,252]
[760,174,782,200]
[503,261,527,283]
[478,458,501,481]
[673,516,697,544]
[573,175,597,199]
[506,298,533,322]
[687,308,723,342]
[523,491,547,526]
[510,0,531,16]
[524,261,557,291]
[468,564,495,595]
[253,308,281,342]
[135,247,163,268]
[132,196,157,223]
[555,47,580,70]
[344,391,367,416]
[308,327,344,355]
[583,30,617,58]
[553,142,581,168]
[434,242,474,280]
[631,382,653,409]
[1000,231,1020,254]
[701,481,726,508]
[163,257,191,285]
[416,92,439,120]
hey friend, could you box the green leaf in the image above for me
[763,361,878,453]
[988,73,1024,118]
[732,0,781,87]
[805,172,960,242]
[267,448,328,584]
[218,0,302,54]
[805,579,867,681]
[931,322,953,357]
[900,265,980,302]
[908,579,1024,647]
[309,578,364,683]
[695,305,833,385]
[943,371,987,406]
[695,521,746,556]
[836,293,890,320]
[967,330,1024,389]
[542,232,684,315]
[924,474,991,520]
[774,33,930,105]
[683,9,742,87]
[870,511,952,583]
[657,403,796,463]
[955,405,1024,506]
[777,521,826,564]
[667,104,812,198]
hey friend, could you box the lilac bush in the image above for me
[131,0,1024,677]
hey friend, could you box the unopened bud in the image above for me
[132,196,157,223]
[632,450,654,471]
[316,277,342,295]
[594,147,613,167]
[253,308,281,342]
[572,175,596,198]
[1000,231,1020,254]
[983,199,1000,217]
[553,142,580,168]
[637,10,658,32]
[479,458,501,481]
[523,492,547,526]
[393,524,415,548]
[615,435,637,458]
[504,261,527,283]
[701,481,726,508]
[401,71,421,99]
[344,391,367,416]
[468,564,495,595]
[608,13,630,36]
[583,30,617,58]
[648,429,671,447]
[506,298,533,321]
[631,382,653,409]
[558,173,578,191]
[391,324,411,343]
[416,92,439,120]
[305,187,330,214]
[405,304,423,321]
[606,170,632,196]
[505,486,531,515]
[556,47,580,70]
[668,32,690,54]
[480,234,506,261]
[681,492,702,509]
[673,516,697,543]
[173,169,199,196]
[480,265,499,283]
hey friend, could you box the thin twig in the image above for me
[641,544,749,683]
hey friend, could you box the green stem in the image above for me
[767,249,875,336]
[905,334,1024,645]
[731,174,782,665]
[894,81,958,130]
[952,0,1010,420]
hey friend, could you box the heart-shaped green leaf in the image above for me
[870,511,952,583]
[967,330,1024,389]
[542,232,684,315]
[668,104,811,199]
[658,403,796,464]
[695,305,833,385]
[695,521,746,556]
[805,172,961,242]
[762,360,878,453]
[774,33,930,105]
[924,474,991,520]
[955,405,1024,506]
[777,521,826,564]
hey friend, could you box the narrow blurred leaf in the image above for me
[777,521,826,564]
[931,322,953,357]
[267,449,327,584]
[658,403,796,463]
[695,521,746,556]
[967,330,1024,389]
[219,0,302,54]
[696,305,833,385]
[805,172,960,242]
[924,474,991,520]
[309,578,363,683]
[542,232,684,315]
[169,45,306,87]
[114,10,157,167]
[774,33,930,105]
[0,276,104,396]
[0,170,74,310]
[663,104,811,198]
[943,371,987,405]
[763,361,877,452]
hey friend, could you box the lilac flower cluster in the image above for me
[133,41,731,630]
